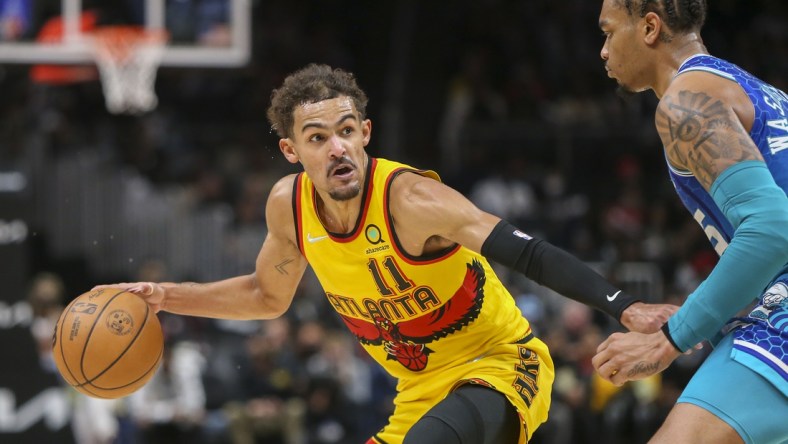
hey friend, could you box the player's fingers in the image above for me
[126,282,153,295]
[595,361,619,383]
[596,338,610,354]
[591,348,612,372]
[90,283,162,310]
[683,343,704,355]
[92,283,133,291]
[597,359,624,385]
[596,332,623,353]
[609,368,626,386]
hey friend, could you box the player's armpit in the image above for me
[656,87,762,191]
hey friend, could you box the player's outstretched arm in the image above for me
[388,172,677,333]
[657,73,788,351]
[94,175,309,320]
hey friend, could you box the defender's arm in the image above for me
[657,73,788,351]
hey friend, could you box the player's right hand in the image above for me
[92,282,165,313]
[619,302,679,333]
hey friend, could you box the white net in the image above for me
[90,27,168,115]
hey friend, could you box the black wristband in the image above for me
[481,220,640,322]
[661,322,683,352]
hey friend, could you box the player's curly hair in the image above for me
[618,0,706,41]
[266,64,369,139]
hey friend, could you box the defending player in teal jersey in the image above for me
[592,1,788,443]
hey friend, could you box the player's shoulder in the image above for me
[387,168,469,229]
[389,169,445,205]
[268,173,299,203]
[265,174,299,225]
[660,70,752,135]
[664,65,745,107]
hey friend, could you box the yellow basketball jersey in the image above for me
[294,157,533,380]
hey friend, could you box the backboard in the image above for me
[0,0,250,67]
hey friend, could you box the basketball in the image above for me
[51,287,164,399]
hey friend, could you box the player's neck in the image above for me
[315,192,363,234]
[673,34,707,66]
[654,35,708,98]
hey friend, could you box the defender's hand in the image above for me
[620,302,679,333]
[592,330,682,386]
[92,282,166,313]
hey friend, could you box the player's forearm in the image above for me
[666,161,788,351]
[481,220,639,321]
[666,221,788,350]
[158,274,283,320]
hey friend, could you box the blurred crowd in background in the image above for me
[2,0,786,443]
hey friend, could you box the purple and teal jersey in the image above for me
[667,54,788,392]
[667,54,788,254]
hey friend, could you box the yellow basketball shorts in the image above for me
[368,334,555,444]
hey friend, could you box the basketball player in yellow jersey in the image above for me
[296,155,550,443]
[97,64,677,443]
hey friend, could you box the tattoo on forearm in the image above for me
[275,258,295,275]
[180,282,202,287]
[656,90,759,189]
[627,360,661,378]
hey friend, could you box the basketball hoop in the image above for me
[89,26,168,115]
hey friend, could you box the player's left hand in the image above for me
[591,330,683,386]
[619,302,679,333]
[92,282,166,313]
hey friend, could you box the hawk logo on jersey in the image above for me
[339,260,486,371]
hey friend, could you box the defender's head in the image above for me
[599,0,707,94]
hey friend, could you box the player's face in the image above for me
[599,0,650,94]
[280,96,371,201]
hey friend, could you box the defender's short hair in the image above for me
[618,0,707,34]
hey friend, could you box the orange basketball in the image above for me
[51,287,163,399]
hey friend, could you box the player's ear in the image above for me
[362,119,372,147]
[279,139,299,164]
[642,11,661,45]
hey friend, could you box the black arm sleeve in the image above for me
[481,220,640,322]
